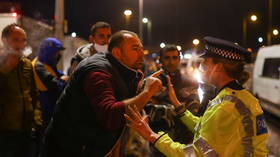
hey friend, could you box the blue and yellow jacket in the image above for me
[32,38,66,126]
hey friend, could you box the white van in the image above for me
[253,45,280,117]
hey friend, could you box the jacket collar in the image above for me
[219,80,244,92]
[106,53,143,82]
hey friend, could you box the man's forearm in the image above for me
[123,89,153,111]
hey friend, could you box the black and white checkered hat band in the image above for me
[206,45,244,61]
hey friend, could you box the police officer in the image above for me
[124,36,268,157]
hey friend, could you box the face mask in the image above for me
[2,39,24,58]
[4,46,23,58]
[94,43,108,53]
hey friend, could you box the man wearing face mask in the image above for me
[68,21,112,75]
[0,24,42,157]
[32,37,68,128]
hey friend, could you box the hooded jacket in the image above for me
[32,38,66,126]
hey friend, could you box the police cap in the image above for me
[200,36,250,62]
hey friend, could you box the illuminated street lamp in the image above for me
[160,42,166,48]
[142,17,148,23]
[124,9,132,29]
[193,39,200,46]
[142,17,152,45]
[273,29,279,36]
[177,45,182,51]
[258,37,264,43]
[243,14,258,47]
[124,9,132,16]
[71,32,77,38]
[250,15,257,22]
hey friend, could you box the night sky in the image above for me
[14,0,280,51]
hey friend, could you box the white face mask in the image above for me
[94,43,108,53]
[4,46,23,58]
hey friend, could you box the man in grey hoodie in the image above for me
[68,21,112,75]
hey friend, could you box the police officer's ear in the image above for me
[111,47,122,60]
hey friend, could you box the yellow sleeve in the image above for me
[154,132,187,157]
[179,110,200,132]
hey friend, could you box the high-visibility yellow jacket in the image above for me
[154,85,268,157]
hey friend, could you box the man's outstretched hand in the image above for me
[124,105,159,143]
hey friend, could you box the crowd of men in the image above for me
[0,21,268,157]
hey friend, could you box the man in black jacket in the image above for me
[41,30,163,157]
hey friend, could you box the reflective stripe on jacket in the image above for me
[155,87,268,157]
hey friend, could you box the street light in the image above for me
[250,15,257,22]
[124,9,132,29]
[142,17,152,45]
[71,32,77,38]
[258,37,264,43]
[160,42,166,48]
[142,17,148,23]
[273,29,279,36]
[243,14,258,47]
[124,9,132,16]
[193,39,200,46]
[177,45,182,51]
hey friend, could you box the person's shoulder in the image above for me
[222,88,262,113]
[21,57,32,67]
[71,44,93,63]
[74,52,110,76]
[19,57,34,75]
[229,88,257,102]
[76,43,93,58]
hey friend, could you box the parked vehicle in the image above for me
[253,45,280,117]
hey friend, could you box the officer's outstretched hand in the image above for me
[143,69,163,96]
[166,75,181,108]
[124,105,159,143]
